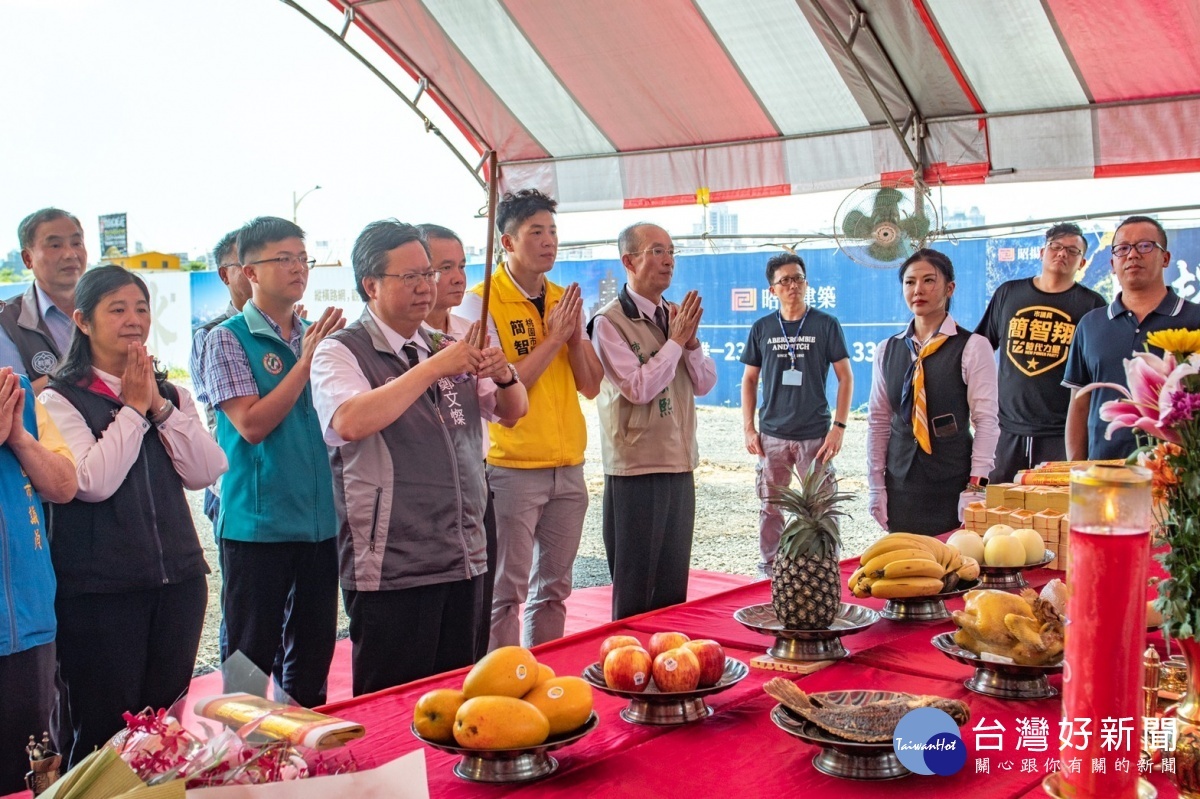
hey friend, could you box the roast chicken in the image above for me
[951,587,1064,666]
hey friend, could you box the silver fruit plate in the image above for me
[931,631,1062,700]
[733,602,879,661]
[411,711,599,783]
[881,579,980,622]
[977,549,1055,590]
[770,695,909,781]
[581,656,748,725]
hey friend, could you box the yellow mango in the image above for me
[453,696,549,749]
[522,676,593,736]
[462,645,539,698]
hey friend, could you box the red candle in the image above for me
[1060,465,1151,798]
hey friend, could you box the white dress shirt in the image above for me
[40,369,229,502]
[591,286,717,403]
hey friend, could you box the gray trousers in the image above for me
[486,464,587,649]
[756,434,835,575]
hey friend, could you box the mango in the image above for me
[463,645,539,698]
[522,676,593,736]
[453,696,549,749]
[413,688,466,743]
[530,662,556,689]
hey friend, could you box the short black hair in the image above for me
[416,223,462,245]
[19,208,82,250]
[235,217,304,265]
[496,189,556,237]
[214,229,241,268]
[351,219,429,302]
[1116,215,1168,249]
[766,252,806,284]
[1045,222,1088,254]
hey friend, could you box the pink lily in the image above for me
[1095,351,1184,444]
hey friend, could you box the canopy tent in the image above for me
[300,0,1200,213]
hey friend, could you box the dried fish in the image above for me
[763,678,970,743]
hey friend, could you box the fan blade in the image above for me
[842,209,875,239]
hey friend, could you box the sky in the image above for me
[3,0,1199,266]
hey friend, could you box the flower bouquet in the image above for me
[38,701,362,799]
[1094,327,1200,639]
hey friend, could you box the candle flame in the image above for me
[1103,493,1118,524]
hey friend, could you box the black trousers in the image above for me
[989,428,1068,484]
[0,641,56,793]
[603,472,695,621]
[344,576,483,697]
[474,487,497,662]
[220,538,338,709]
[54,578,206,768]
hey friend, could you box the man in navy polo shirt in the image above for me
[1063,215,1200,460]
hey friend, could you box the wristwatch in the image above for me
[495,363,520,389]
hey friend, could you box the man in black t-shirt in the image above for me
[741,253,852,576]
[975,222,1105,481]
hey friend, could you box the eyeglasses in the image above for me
[247,255,316,270]
[1046,242,1084,258]
[772,275,807,287]
[1111,240,1166,258]
[632,246,678,259]
[218,262,241,270]
[378,270,442,288]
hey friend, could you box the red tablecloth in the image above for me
[312,557,1181,798]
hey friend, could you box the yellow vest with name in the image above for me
[471,269,587,468]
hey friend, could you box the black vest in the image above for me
[881,327,973,485]
[47,378,208,597]
[0,289,63,377]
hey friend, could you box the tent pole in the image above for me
[475,151,500,349]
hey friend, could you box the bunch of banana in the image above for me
[848,533,981,600]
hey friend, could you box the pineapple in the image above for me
[768,463,852,630]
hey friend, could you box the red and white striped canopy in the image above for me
[329,0,1200,212]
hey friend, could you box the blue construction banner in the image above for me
[459,226,1200,410]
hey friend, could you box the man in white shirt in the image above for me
[590,223,717,619]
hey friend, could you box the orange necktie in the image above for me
[909,334,947,454]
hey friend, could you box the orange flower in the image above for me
[1139,442,1182,501]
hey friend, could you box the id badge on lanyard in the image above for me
[778,309,808,387]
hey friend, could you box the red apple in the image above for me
[648,631,690,660]
[651,647,701,692]
[603,645,652,692]
[598,634,641,665]
[682,639,726,687]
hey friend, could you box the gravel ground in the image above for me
[189,401,880,674]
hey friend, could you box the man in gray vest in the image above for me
[0,208,84,390]
[590,223,716,620]
[310,220,527,694]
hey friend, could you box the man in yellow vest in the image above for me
[590,223,716,619]
[460,189,603,648]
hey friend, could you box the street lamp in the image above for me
[292,185,322,224]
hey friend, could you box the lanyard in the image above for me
[776,307,810,368]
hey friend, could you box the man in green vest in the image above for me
[199,217,345,708]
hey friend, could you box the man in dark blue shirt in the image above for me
[1063,216,1200,460]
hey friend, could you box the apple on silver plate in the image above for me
[582,657,748,725]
